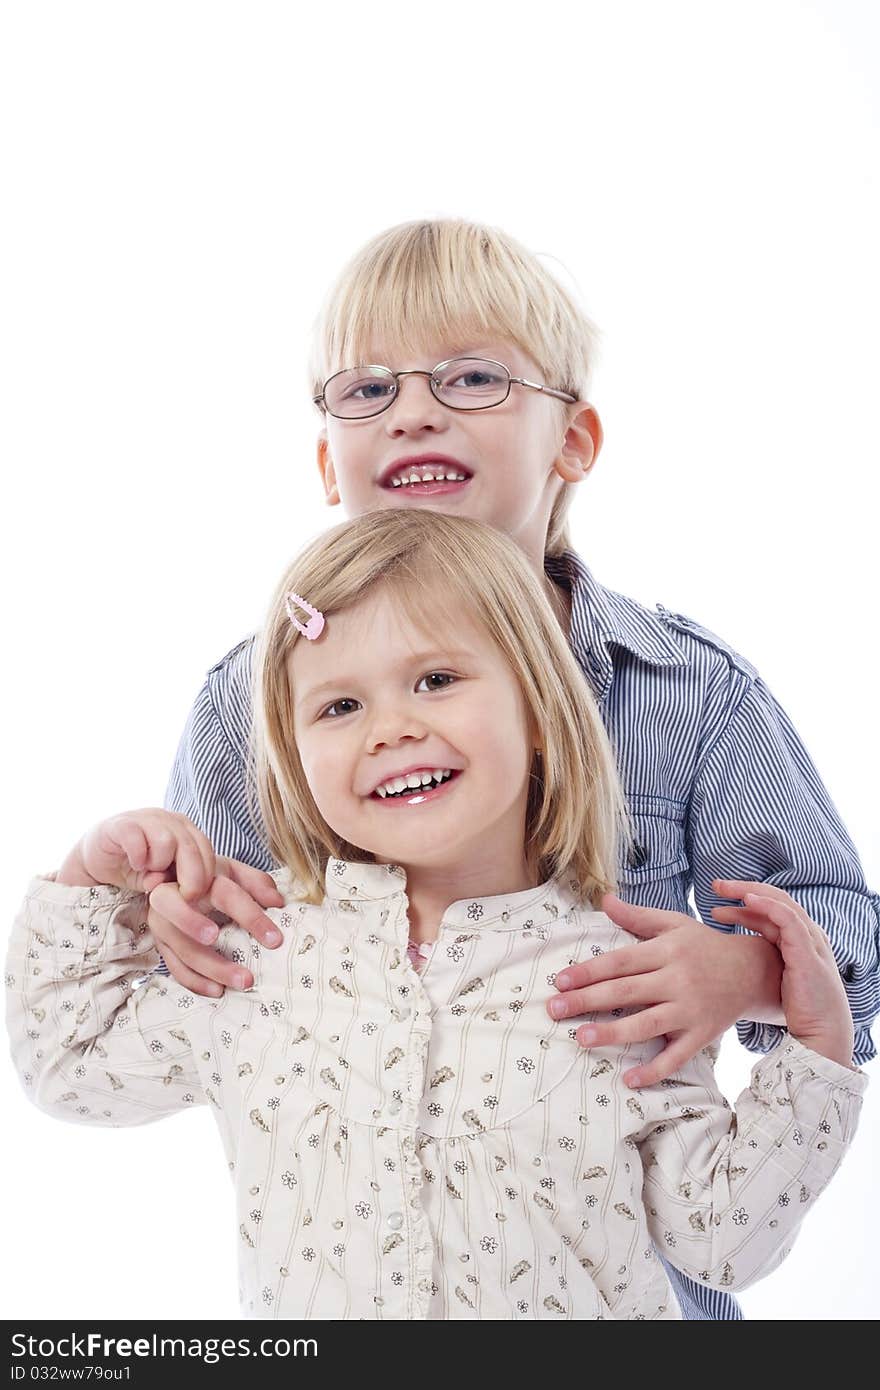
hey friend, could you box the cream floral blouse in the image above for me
[5,857,868,1320]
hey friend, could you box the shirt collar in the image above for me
[324,856,579,933]
[544,550,688,695]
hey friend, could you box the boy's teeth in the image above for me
[391,470,468,487]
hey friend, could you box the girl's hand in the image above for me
[58,809,218,896]
[712,879,855,1068]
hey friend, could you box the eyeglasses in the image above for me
[313,356,578,420]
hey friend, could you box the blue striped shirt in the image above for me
[163,548,879,1321]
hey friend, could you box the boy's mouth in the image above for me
[380,456,474,493]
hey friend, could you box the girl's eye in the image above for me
[417,671,457,693]
[320,698,359,720]
[318,672,458,720]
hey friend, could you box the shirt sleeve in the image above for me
[632,1034,868,1292]
[164,637,273,869]
[687,675,880,1065]
[5,876,220,1126]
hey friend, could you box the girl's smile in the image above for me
[369,767,465,807]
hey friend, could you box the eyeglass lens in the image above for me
[323,358,511,418]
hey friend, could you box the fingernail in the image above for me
[549,998,566,1019]
[207,983,224,998]
[627,1071,641,1087]
[579,1026,597,1044]
[555,972,571,990]
[199,927,218,944]
[233,971,250,990]
[265,929,282,946]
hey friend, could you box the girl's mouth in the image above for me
[370,769,464,807]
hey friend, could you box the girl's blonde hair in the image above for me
[249,510,631,909]
[308,219,600,559]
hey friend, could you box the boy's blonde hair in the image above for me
[250,510,631,909]
[308,219,600,559]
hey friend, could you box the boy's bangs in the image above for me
[330,283,534,376]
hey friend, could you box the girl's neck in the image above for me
[391,857,538,947]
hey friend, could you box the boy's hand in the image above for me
[546,890,784,1087]
[147,861,286,997]
[56,809,285,998]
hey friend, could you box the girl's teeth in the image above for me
[376,768,453,798]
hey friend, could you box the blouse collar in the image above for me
[322,855,581,933]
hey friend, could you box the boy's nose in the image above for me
[383,373,449,433]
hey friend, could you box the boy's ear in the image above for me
[316,433,342,506]
[554,403,603,483]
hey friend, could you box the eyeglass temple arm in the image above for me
[512,376,578,403]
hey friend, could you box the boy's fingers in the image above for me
[147,905,253,992]
[553,942,664,993]
[621,1033,695,1089]
[208,874,283,947]
[149,880,225,945]
[154,941,225,999]
[599,894,672,938]
[572,1005,671,1050]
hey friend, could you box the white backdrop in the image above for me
[1,0,877,1322]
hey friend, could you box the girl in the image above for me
[5,509,867,1320]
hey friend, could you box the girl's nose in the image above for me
[368,714,431,755]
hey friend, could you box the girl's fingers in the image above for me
[713,878,800,906]
[208,874,283,947]
[171,829,214,903]
[110,819,152,875]
[172,817,216,899]
[219,858,285,908]
[710,904,782,943]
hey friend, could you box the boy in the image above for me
[151,219,879,1320]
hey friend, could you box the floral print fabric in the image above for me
[5,856,868,1319]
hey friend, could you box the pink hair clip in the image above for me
[286,591,325,641]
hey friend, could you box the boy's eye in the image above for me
[454,370,495,387]
[440,364,506,393]
[318,672,458,721]
[344,377,395,401]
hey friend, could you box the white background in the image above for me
[1,0,877,1322]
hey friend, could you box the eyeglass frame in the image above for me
[312,356,579,419]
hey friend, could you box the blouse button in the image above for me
[399,1007,411,1020]
[387,1211,404,1230]
[388,1097,403,1115]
